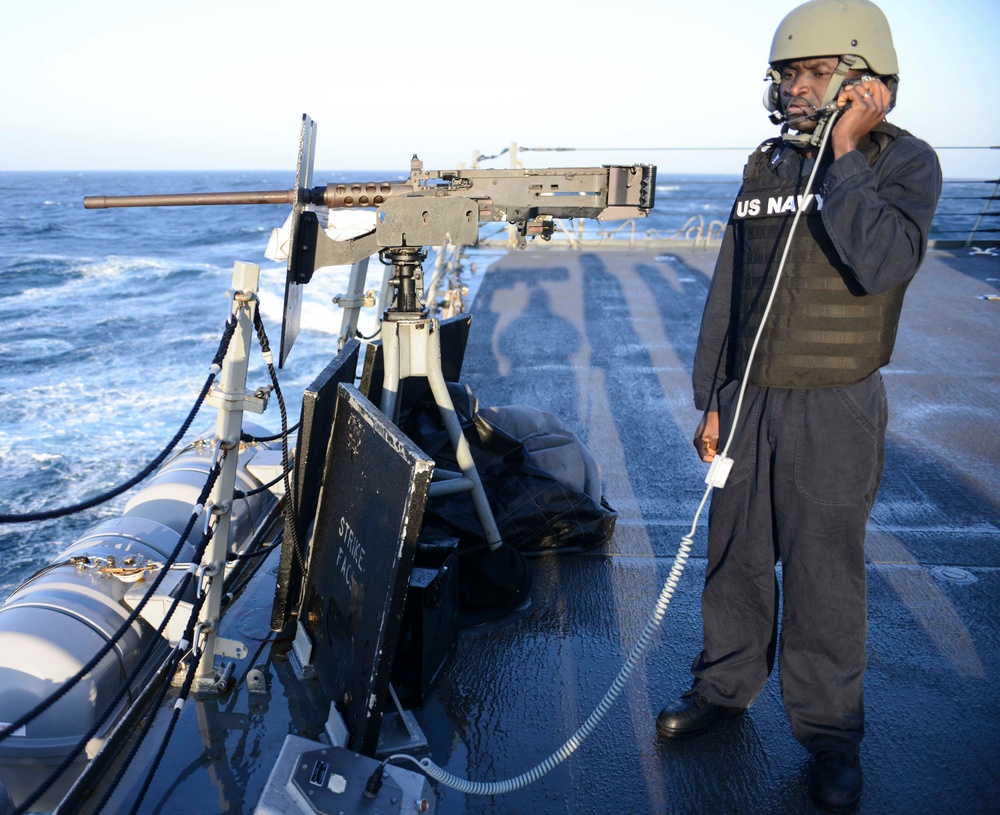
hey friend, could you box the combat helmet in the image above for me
[764,0,899,140]
[770,0,898,75]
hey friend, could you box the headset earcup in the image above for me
[885,74,898,113]
[763,81,780,113]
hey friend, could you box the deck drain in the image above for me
[930,566,977,584]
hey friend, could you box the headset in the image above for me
[763,60,899,144]
[764,65,898,114]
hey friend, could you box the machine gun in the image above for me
[84,114,656,366]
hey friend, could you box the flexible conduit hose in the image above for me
[392,488,705,794]
[391,113,841,797]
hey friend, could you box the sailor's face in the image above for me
[778,57,841,133]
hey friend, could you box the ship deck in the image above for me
[415,245,1000,814]
[74,245,1000,815]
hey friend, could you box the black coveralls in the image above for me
[689,132,942,755]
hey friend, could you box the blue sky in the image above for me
[1,0,996,178]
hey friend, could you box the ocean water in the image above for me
[0,169,382,594]
[0,168,991,596]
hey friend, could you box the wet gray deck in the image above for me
[414,246,1000,814]
[72,246,1000,815]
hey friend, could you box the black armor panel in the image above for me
[731,126,907,388]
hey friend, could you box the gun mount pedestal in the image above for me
[379,247,502,552]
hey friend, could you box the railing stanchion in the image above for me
[195,261,260,690]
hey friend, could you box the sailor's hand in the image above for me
[694,411,720,463]
[833,77,890,159]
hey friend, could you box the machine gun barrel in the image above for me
[82,183,413,210]
[83,189,297,209]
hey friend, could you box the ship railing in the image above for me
[468,142,999,251]
[479,214,729,252]
[937,176,1000,248]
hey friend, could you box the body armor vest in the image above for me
[732,124,907,389]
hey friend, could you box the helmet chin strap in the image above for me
[780,54,860,147]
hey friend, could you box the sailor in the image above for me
[655,0,941,809]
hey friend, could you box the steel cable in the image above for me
[125,580,214,815]
[92,579,213,815]
[250,308,300,563]
[0,315,239,524]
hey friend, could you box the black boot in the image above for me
[656,690,743,738]
[809,750,863,809]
